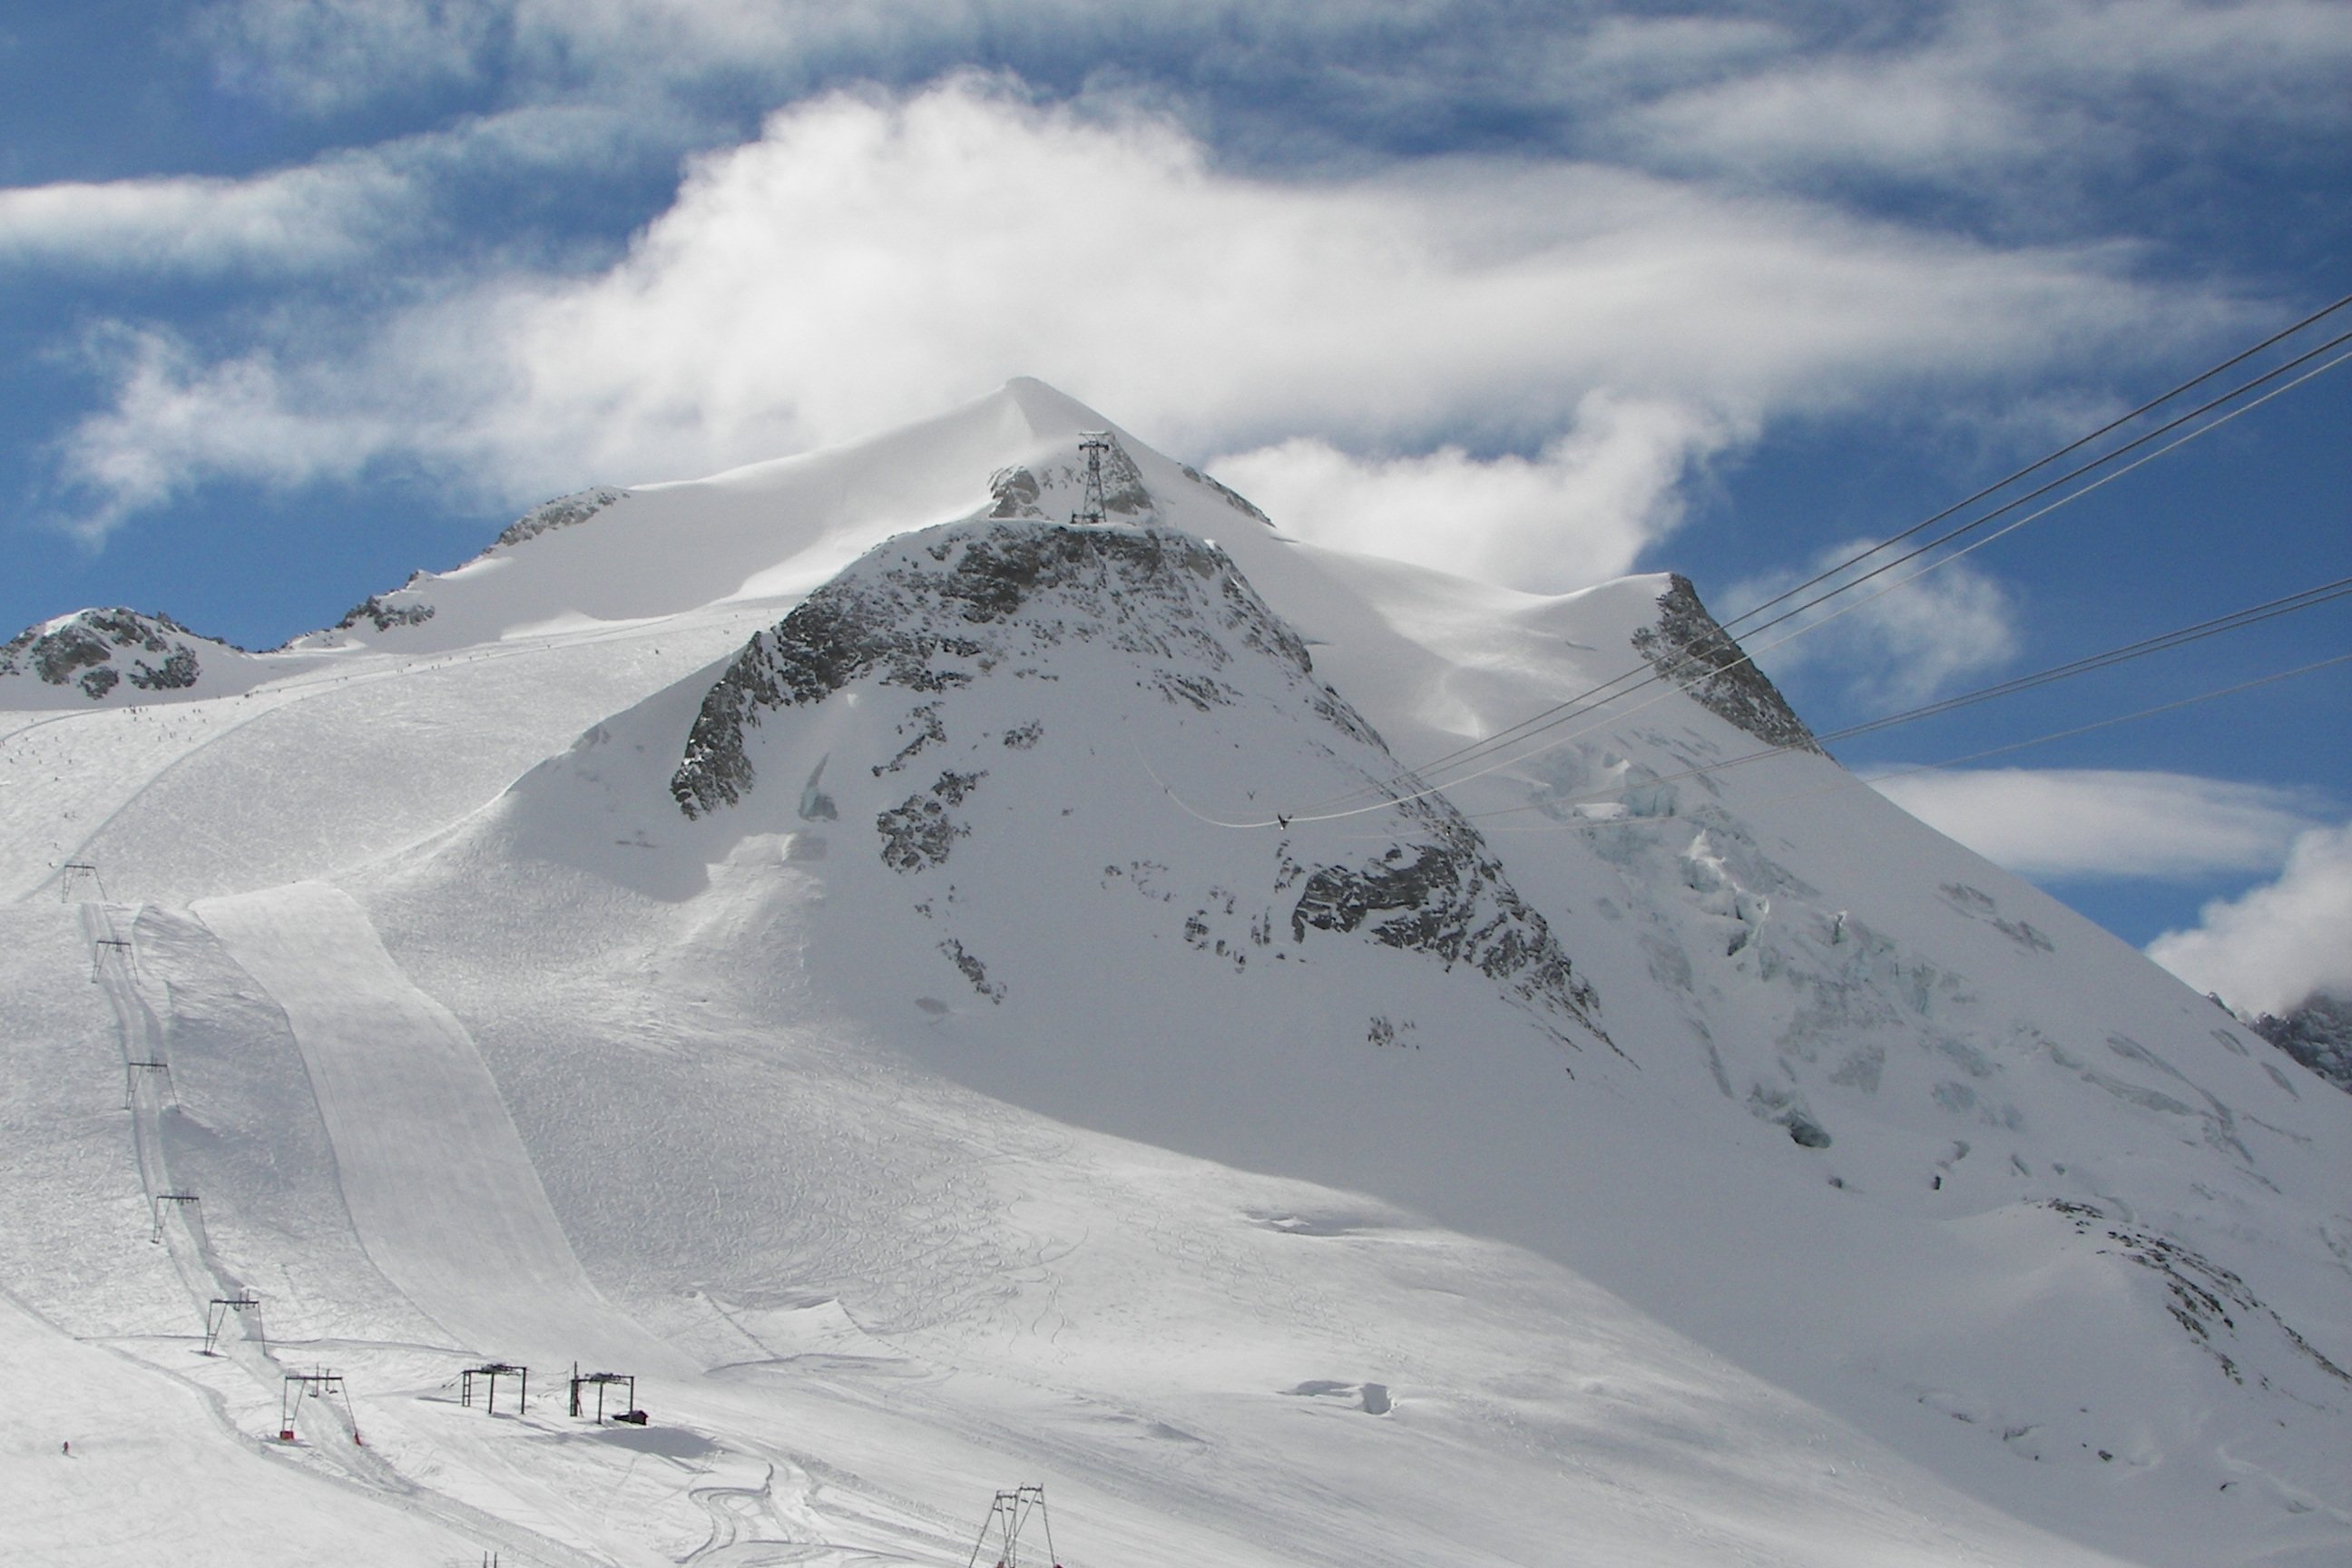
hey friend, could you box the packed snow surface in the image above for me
[4,378,2347,1567]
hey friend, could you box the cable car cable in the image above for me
[1269,340,2352,826]
[1351,322,2352,805]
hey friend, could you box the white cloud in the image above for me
[1872,767,2323,881]
[1735,542,2021,708]
[199,0,2352,201]
[0,157,412,274]
[202,0,503,111]
[2146,821,2352,1017]
[0,105,651,279]
[52,77,2206,564]
[1617,0,2352,188]
[55,328,398,543]
[1210,395,1742,594]
[1632,53,2031,179]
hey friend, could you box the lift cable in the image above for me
[1322,573,2350,828]
[1821,575,2352,743]
[1458,649,2352,835]
[1211,338,2352,831]
[1721,289,2352,636]
[1324,318,2352,808]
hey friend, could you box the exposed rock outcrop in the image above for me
[669,501,1604,1045]
[2252,994,2352,1094]
[0,608,227,701]
[1631,575,1819,754]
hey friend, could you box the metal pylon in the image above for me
[965,1484,1060,1568]
[1073,436,1111,526]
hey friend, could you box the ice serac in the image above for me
[669,508,1602,1044]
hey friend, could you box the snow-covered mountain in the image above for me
[4,379,2346,1568]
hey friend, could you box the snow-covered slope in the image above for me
[3,379,2346,1568]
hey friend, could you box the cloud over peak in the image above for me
[2148,821,2352,1017]
[1874,768,2325,882]
[51,76,2213,593]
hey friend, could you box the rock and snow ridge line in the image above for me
[666,512,1606,1045]
[0,607,228,704]
[0,483,638,712]
[1,380,1196,691]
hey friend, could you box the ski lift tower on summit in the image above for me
[1071,435,1112,526]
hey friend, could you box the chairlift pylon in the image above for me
[965,1483,1061,1568]
[278,1368,361,1446]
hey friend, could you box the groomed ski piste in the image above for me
[3,379,2347,1568]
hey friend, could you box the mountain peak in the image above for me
[996,373,1116,438]
[0,605,256,707]
[652,509,1604,1043]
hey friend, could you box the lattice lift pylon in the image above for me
[92,936,133,981]
[123,1058,172,1110]
[965,1484,1062,1568]
[1071,435,1111,527]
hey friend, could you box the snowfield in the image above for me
[3,379,2345,1567]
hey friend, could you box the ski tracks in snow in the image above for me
[72,895,624,1568]
[192,880,670,1374]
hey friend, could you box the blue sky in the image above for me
[3,0,2347,1009]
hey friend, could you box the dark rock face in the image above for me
[669,511,1605,1045]
[494,486,630,549]
[2251,995,2352,1094]
[671,522,1316,817]
[1631,576,1820,754]
[2047,1200,2351,1387]
[877,789,966,873]
[128,647,201,690]
[986,466,1043,518]
[0,608,216,701]
[336,594,437,633]
[1289,798,1600,1036]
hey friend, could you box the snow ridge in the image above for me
[490,485,632,550]
[671,512,1602,1042]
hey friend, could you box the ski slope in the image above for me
[2,379,2346,1568]
[192,882,666,1372]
